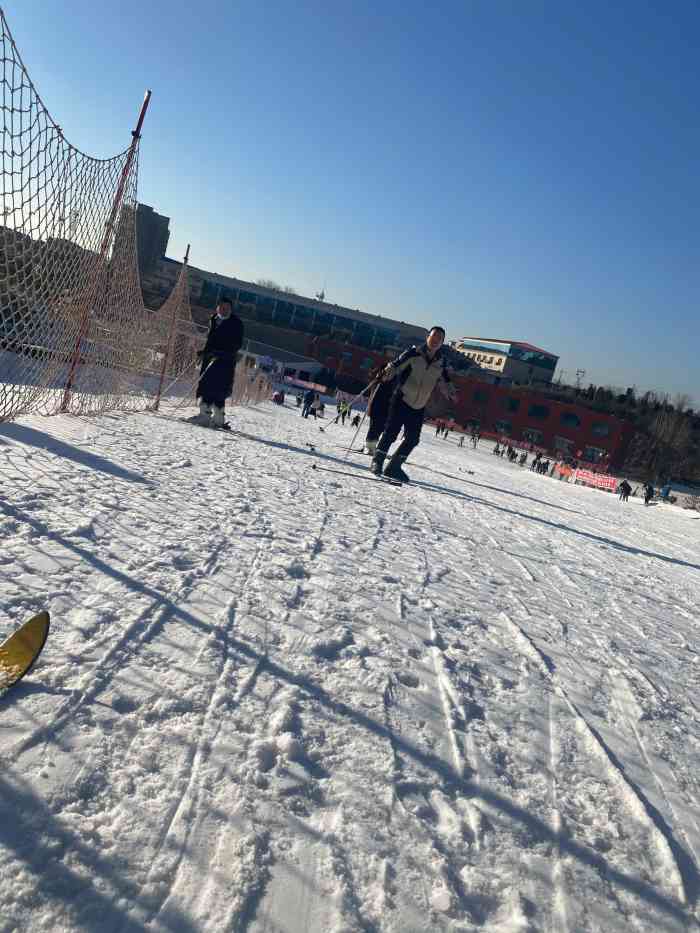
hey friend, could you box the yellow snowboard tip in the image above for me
[0,611,50,690]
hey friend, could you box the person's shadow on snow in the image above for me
[0,423,153,486]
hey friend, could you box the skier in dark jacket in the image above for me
[302,389,315,418]
[195,298,244,427]
[364,365,397,456]
[644,482,655,506]
[618,480,632,502]
[371,326,457,483]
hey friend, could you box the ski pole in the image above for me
[150,355,216,410]
[319,376,382,432]
[343,382,379,461]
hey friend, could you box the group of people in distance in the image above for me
[618,479,656,505]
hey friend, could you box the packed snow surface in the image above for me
[1,401,699,932]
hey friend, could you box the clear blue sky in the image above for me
[9,1,700,400]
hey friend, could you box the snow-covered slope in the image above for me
[1,402,699,932]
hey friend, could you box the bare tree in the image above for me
[256,278,283,291]
[646,393,692,479]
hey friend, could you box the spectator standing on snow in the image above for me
[193,298,244,428]
[371,326,457,483]
[644,482,655,506]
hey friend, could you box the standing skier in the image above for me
[618,479,632,502]
[194,298,244,427]
[302,388,315,418]
[364,364,397,456]
[371,326,457,483]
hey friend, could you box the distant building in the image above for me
[450,337,559,385]
[441,380,634,468]
[136,204,170,280]
[142,255,428,355]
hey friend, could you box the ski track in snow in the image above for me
[1,403,700,932]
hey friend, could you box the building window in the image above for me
[274,301,294,326]
[583,445,606,463]
[292,305,313,332]
[504,397,520,412]
[255,296,274,322]
[473,389,489,403]
[560,411,581,429]
[591,422,610,437]
[494,420,512,435]
[553,435,574,454]
[527,404,550,419]
[522,427,544,444]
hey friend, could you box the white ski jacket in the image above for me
[384,345,456,411]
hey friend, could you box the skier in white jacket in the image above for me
[371,326,457,483]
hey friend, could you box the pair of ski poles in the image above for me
[318,374,384,460]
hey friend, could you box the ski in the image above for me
[179,417,231,431]
[310,462,403,487]
[0,611,50,692]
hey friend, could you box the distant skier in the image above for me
[302,388,315,418]
[618,479,632,502]
[644,482,655,506]
[351,413,361,429]
[194,298,244,428]
[371,326,457,483]
[459,435,465,448]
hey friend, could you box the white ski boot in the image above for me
[212,405,230,430]
[186,401,212,426]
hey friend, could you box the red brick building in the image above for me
[444,378,635,469]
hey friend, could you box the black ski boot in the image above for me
[371,451,386,476]
[384,455,409,484]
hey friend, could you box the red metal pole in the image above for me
[60,90,152,413]
[152,244,190,411]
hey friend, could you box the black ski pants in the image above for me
[377,395,424,461]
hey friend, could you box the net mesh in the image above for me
[0,7,151,420]
[0,8,268,424]
[149,258,205,410]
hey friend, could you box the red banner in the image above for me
[573,470,617,491]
